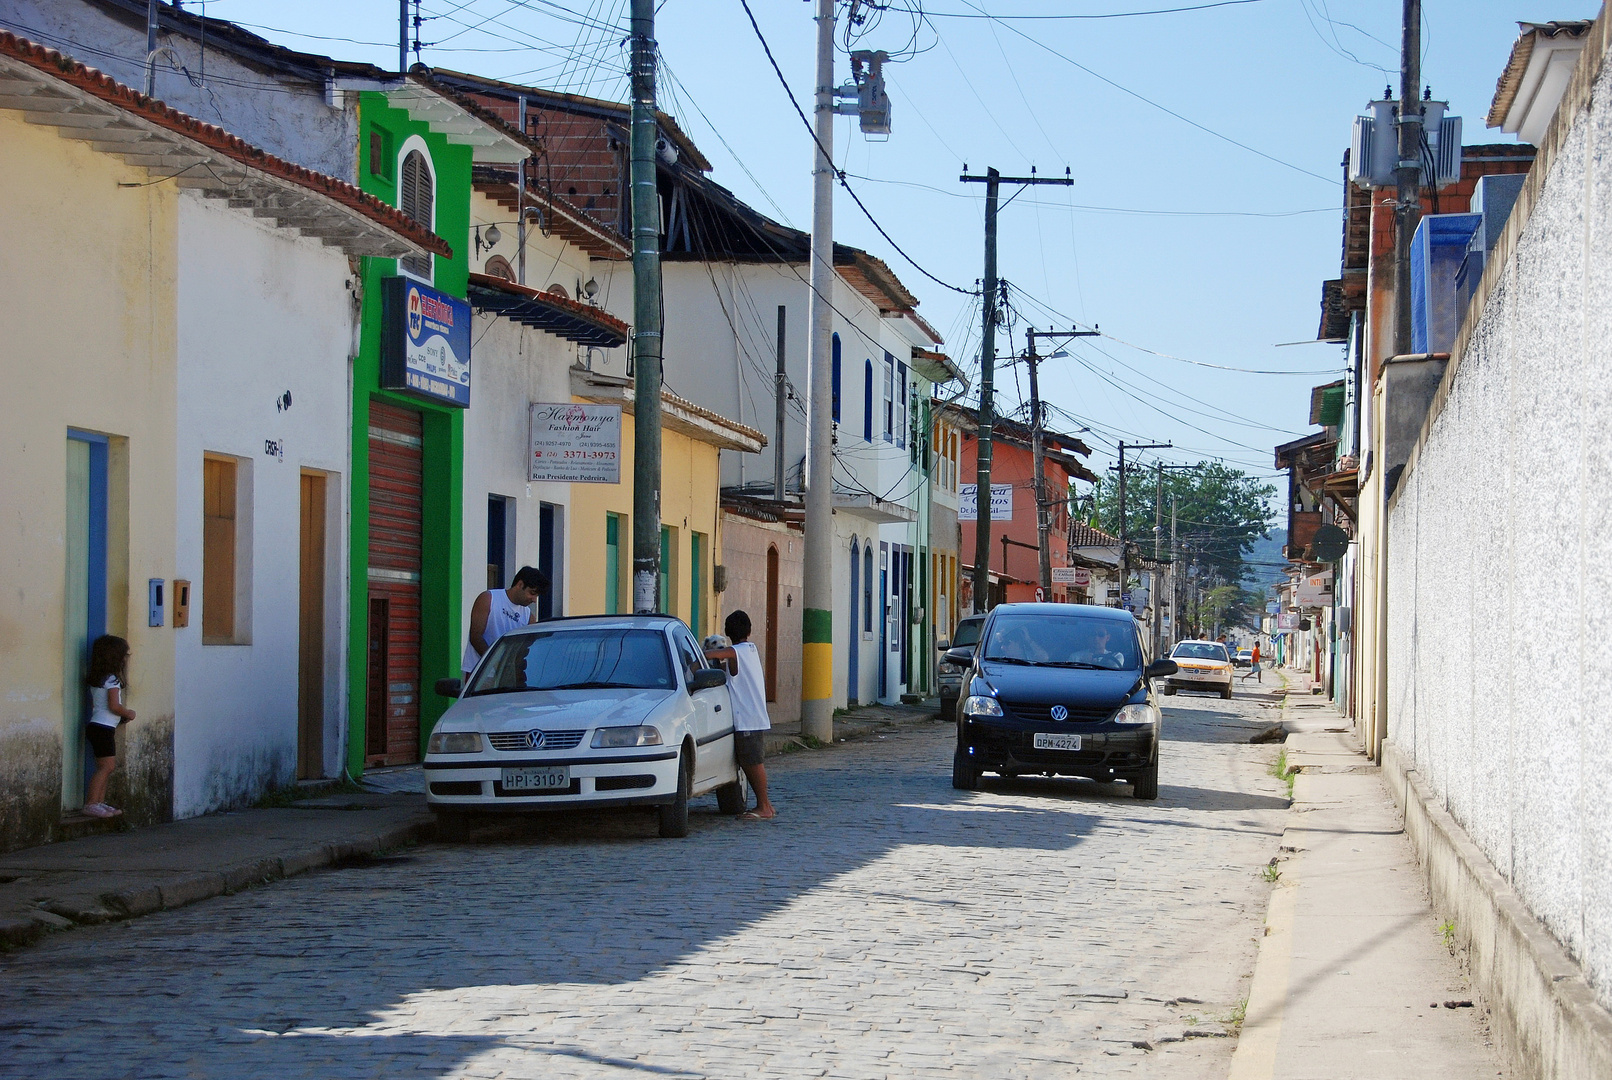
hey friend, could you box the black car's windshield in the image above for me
[1172,642,1230,662]
[981,614,1140,671]
[467,628,675,695]
[951,619,984,648]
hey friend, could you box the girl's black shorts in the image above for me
[86,724,117,759]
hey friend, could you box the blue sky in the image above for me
[186,0,1591,491]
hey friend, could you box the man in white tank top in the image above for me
[704,609,776,820]
[462,565,549,676]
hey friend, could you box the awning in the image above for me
[467,272,628,347]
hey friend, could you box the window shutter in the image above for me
[399,150,434,278]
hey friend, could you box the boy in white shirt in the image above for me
[704,610,777,820]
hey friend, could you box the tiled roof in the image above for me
[0,32,449,260]
[467,271,630,347]
[1068,523,1121,547]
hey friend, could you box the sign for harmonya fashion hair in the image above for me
[380,277,472,407]
[529,403,622,483]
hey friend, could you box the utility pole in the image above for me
[1113,441,1168,612]
[1169,494,1178,650]
[1024,325,1098,596]
[145,0,159,97]
[1153,462,1163,656]
[800,0,837,743]
[398,0,409,73]
[960,167,1072,612]
[629,0,664,613]
[1394,0,1422,355]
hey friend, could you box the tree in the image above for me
[1089,461,1276,589]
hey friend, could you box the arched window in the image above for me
[831,333,842,424]
[398,142,435,281]
[483,255,515,281]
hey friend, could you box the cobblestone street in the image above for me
[0,689,1291,1080]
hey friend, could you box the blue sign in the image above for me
[381,277,471,407]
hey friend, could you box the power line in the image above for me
[920,0,1272,19]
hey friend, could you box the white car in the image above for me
[1161,640,1235,699]
[424,615,746,838]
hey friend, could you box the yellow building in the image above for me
[567,370,765,637]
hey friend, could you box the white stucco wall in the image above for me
[459,312,577,635]
[1386,51,1612,1011]
[174,194,354,817]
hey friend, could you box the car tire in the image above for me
[1221,682,1234,700]
[658,752,692,838]
[1162,685,1177,696]
[951,744,980,791]
[433,808,473,842]
[714,769,748,815]
[1132,759,1159,800]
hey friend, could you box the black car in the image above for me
[944,603,1177,799]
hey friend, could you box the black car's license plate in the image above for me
[1032,733,1081,751]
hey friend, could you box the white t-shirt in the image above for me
[462,589,534,673]
[89,675,121,728]
[728,641,771,732]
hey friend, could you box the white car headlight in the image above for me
[962,695,1002,717]
[591,725,664,748]
[427,730,482,754]
[1113,703,1157,726]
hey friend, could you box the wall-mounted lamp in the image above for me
[582,278,599,299]
[474,223,502,256]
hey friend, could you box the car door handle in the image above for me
[714,705,722,712]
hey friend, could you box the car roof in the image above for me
[1173,639,1227,647]
[987,602,1135,622]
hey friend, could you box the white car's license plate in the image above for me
[501,766,570,791]
[1033,733,1082,751]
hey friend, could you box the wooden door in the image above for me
[297,471,326,779]
[366,401,424,766]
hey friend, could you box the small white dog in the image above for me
[702,634,732,652]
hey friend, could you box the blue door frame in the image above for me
[848,539,860,703]
[66,430,109,808]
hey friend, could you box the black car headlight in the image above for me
[962,695,1002,717]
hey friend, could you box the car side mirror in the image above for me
[689,667,728,692]
[944,647,974,668]
[1144,659,1178,680]
[936,639,950,651]
[434,677,462,698]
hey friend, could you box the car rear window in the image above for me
[981,614,1140,671]
[951,619,983,647]
[1172,642,1230,662]
[467,628,675,695]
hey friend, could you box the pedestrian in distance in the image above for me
[703,610,777,821]
[84,634,135,819]
[462,566,549,678]
[1242,640,1262,682]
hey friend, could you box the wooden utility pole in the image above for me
[960,168,1072,611]
[1024,325,1098,596]
[1394,0,1422,355]
[629,0,664,612]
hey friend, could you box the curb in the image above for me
[1382,740,1612,1080]
[0,815,433,950]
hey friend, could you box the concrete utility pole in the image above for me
[800,0,836,743]
[960,168,1072,612]
[1024,325,1098,596]
[629,0,664,613]
[145,0,160,97]
[1153,462,1163,656]
[1169,493,1178,650]
[398,0,409,74]
[774,305,787,500]
[1394,0,1422,356]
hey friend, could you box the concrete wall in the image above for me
[172,194,353,816]
[7,0,359,182]
[0,111,177,847]
[1386,46,1612,1012]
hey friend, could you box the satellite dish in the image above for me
[1311,524,1349,562]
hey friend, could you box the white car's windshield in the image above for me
[467,628,675,695]
[982,615,1140,671]
[1172,642,1230,662]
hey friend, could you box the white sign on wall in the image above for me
[1051,566,1091,587]
[529,403,622,483]
[958,483,1013,521]
[1295,569,1333,607]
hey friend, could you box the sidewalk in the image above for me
[1229,673,1506,1079]
[0,699,939,950]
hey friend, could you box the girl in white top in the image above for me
[84,635,135,818]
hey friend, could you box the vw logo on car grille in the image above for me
[1049,705,1069,721]
[526,729,547,749]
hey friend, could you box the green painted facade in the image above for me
[345,92,472,776]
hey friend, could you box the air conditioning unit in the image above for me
[1349,99,1461,189]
